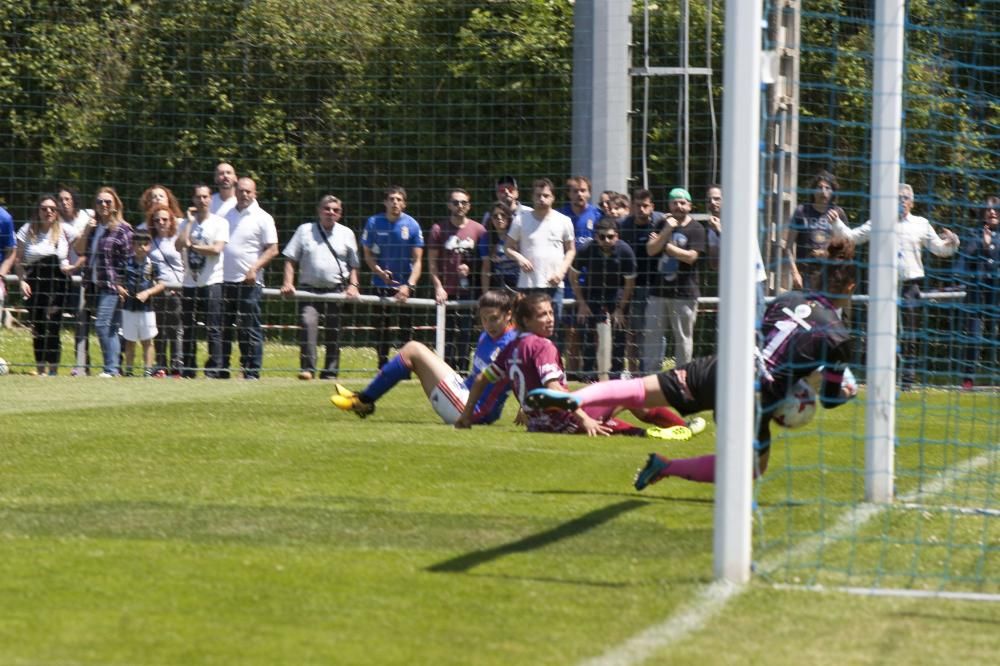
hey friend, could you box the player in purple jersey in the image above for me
[527,238,860,487]
[455,293,697,438]
[331,290,517,425]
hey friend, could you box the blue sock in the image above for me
[360,355,411,403]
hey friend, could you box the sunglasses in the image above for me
[96,199,114,205]
[450,200,470,206]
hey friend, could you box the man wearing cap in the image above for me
[483,175,532,228]
[643,187,706,371]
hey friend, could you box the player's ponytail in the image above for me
[818,237,857,295]
[513,291,551,329]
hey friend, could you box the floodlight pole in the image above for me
[571,0,630,195]
[714,0,762,583]
[865,0,905,503]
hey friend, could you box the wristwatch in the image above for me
[406,283,416,291]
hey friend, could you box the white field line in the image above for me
[578,450,997,666]
[771,583,1000,603]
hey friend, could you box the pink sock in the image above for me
[662,454,764,484]
[635,406,686,428]
[573,377,647,411]
[663,455,717,483]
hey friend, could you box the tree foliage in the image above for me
[0,0,994,237]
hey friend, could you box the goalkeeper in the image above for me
[527,238,859,489]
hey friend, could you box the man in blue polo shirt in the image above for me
[362,185,424,368]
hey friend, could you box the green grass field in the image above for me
[0,330,997,665]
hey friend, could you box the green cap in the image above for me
[668,187,692,202]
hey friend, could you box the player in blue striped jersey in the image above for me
[331,290,517,425]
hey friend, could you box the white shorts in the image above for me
[121,309,158,342]
[429,373,470,425]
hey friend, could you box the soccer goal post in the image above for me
[713,0,763,584]
[864,0,906,504]
[714,0,906,582]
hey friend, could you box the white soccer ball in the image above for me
[0,357,8,376]
[773,379,817,429]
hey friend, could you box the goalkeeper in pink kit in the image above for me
[527,238,860,489]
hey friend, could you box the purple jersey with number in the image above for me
[482,332,578,433]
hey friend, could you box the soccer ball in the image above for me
[772,379,817,429]
[0,357,8,376]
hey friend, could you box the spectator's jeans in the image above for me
[374,286,414,369]
[73,283,92,374]
[443,289,476,373]
[181,284,224,378]
[643,296,698,372]
[222,282,264,379]
[299,286,346,378]
[899,280,922,383]
[962,300,998,380]
[578,311,627,378]
[153,289,184,374]
[95,289,122,375]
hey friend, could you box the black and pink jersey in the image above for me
[481,332,578,433]
[759,290,852,404]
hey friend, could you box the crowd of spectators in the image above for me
[0,165,995,388]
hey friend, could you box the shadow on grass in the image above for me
[519,488,715,506]
[426,499,648,573]
[462,571,630,588]
[891,611,1000,626]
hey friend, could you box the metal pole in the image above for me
[714,0,762,584]
[682,0,691,188]
[865,0,904,504]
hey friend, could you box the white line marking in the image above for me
[771,583,1000,603]
[577,580,741,666]
[579,450,997,666]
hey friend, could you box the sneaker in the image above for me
[634,453,671,491]
[685,416,707,436]
[961,378,974,391]
[646,425,693,441]
[153,369,167,378]
[333,382,355,399]
[330,384,375,418]
[298,370,314,381]
[97,372,115,378]
[525,387,580,412]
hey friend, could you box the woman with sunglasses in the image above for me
[74,187,133,377]
[14,194,72,375]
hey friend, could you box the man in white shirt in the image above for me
[505,178,575,329]
[210,162,238,218]
[177,184,229,377]
[281,195,361,380]
[831,183,959,387]
[222,177,279,379]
